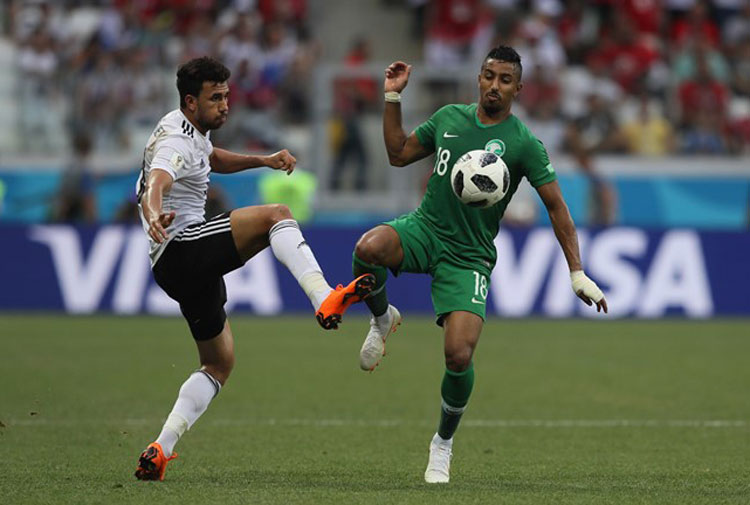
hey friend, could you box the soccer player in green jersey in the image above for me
[352,46,608,483]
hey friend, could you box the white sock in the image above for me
[155,370,221,458]
[269,219,332,310]
[374,306,392,327]
[432,432,453,445]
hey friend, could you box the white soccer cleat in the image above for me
[359,304,401,371]
[424,433,452,483]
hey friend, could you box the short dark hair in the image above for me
[176,57,231,108]
[483,45,522,80]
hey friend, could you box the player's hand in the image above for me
[266,149,296,175]
[148,211,176,244]
[570,270,608,313]
[384,61,411,93]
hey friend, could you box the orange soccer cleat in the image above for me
[134,442,177,481]
[315,273,376,330]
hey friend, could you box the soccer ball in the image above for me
[450,149,510,208]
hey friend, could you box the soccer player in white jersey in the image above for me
[133,57,375,481]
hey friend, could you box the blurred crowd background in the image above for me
[1,0,749,227]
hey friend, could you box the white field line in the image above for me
[3,418,748,428]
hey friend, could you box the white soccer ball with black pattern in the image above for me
[450,149,510,208]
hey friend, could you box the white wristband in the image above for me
[384,91,401,103]
[570,270,604,303]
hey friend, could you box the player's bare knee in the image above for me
[203,359,233,386]
[355,234,386,265]
[267,203,293,225]
[445,348,472,372]
[354,238,374,264]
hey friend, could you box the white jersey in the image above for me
[137,109,214,265]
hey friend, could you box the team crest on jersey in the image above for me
[485,139,505,156]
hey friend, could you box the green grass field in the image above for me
[1,315,749,504]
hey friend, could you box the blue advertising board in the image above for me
[1,224,748,317]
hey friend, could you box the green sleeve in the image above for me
[414,105,449,150]
[524,136,557,188]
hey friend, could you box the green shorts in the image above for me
[385,213,492,326]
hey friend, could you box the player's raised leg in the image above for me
[230,204,374,329]
[425,311,482,483]
[136,319,234,481]
[353,225,404,370]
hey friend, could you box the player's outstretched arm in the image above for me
[143,169,176,244]
[536,180,608,313]
[383,61,433,167]
[210,147,296,175]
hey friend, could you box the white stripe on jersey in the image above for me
[174,227,233,242]
[178,216,230,234]
[175,217,232,241]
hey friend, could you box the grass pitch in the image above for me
[1,315,748,504]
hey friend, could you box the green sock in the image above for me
[352,252,389,316]
[438,363,474,440]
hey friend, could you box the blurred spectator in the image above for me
[180,14,218,61]
[728,104,750,154]
[512,3,566,79]
[74,52,128,150]
[223,58,283,149]
[586,170,618,227]
[621,0,664,36]
[559,59,623,120]
[16,27,59,152]
[281,25,321,122]
[329,38,377,192]
[571,151,618,227]
[664,0,697,21]
[557,0,600,64]
[518,63,565,154]
[518,63,560,115]
[672,35,731,85]
[564,82,622,225]
[53,133,97,223]
[723,2,750,51]
[731,38,750,95]
[121,48,166,128]
[423,0,495,67]
[258,0,307,31]
[670,1,720,48]
[620,94,676,156]
[219,12,262,74]
[2,0,749,172]
[713,0,746,29]
[258,21,298,99]
[586,10,661,94]
[681,111,728,153]
[565,92,626,156]
[677,52,730,129]
[408,0,430,41]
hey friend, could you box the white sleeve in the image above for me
[151,136,192,181]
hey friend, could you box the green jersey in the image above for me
[413,103,556,270]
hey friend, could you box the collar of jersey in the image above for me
[178,109,209,139]
[472,103,513,129]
